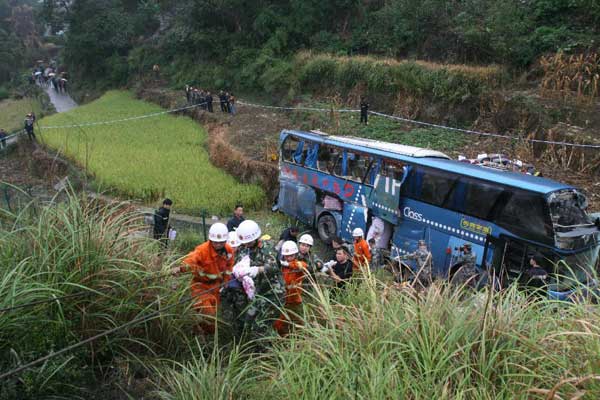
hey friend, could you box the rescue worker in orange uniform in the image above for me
[273,240,308,335]
[352,227,371,273]
[171,222,234,334]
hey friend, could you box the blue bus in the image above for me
[275,129,600,293]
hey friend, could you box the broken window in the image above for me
[282,136,302,164]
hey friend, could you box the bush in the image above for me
[0,87,9,101]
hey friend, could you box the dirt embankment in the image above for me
[136,86,600,211]
[135,87,282,198]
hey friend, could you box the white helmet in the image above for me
[298,234,314,246]
[281,240,299,256]
[236,220,261,244]
[208,223,228,242]
[227,231,240,248]
[352,227,364,237]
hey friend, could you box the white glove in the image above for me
[280,260,289,267]
[321,260,336,274]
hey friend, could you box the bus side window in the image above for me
[382,161,405,181]
[317,144,334,172]
[494,191,554,244]
[282,136,302,164]
[347,153,373,183]
[420,169,456,207]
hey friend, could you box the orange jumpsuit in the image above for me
[274,259,307,335]
[353,238,372,273]
[181,241,234,333]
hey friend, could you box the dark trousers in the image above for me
[0,138,6,148]
[360,111,368,124]
[208,102,213,112]
[220,101,227,112]
[26,130,35,141]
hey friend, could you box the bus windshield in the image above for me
[549,190,591,228]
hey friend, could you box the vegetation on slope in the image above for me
[39,91,265,215]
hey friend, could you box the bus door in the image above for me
[366,164,409,225]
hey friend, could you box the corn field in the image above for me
[540,52,600,100]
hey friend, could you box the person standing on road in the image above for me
[360,97,369,125]
[153,198,173,247]
[206,91,214,113]
[229,93,236,115]
[24,114,35,141]
[171,223,234,334]
[227,204,245,231]
[219,90,227,112]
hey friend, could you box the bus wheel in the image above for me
[317,214,337,244]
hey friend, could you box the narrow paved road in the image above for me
[45,85,78,112]
[3,85,78,147]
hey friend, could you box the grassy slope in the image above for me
[0,98,42,132]
[39,91,265,215]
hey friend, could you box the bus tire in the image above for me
[317,214,337,244]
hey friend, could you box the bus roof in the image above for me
[281,129,574,195]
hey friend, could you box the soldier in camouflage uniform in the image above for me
[399,240,433,287]
[297,234,323,286]
[451,243,479,288]
[220,220,285,343]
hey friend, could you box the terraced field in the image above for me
[40,91,265,214]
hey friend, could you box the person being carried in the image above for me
[220,220,285,345]
[171,223,234,334]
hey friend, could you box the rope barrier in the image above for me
[0,280,228,380]
[6,93,596,149]
[0,272,172,314]
[38,101,207,129]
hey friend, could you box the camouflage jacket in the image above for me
[236,240,285,304]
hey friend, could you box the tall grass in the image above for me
[154,278,600,399]
[0,185,195,398]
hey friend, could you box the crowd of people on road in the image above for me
[30,61,69,93]
[184,86,236,115]
[152,199,494,346]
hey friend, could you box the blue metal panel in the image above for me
[277,177,316,225]
[341,203,368,242]
[280,163,372,205]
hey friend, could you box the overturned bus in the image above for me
[275,129,600,296]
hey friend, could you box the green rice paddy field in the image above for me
[39,91,265,214]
